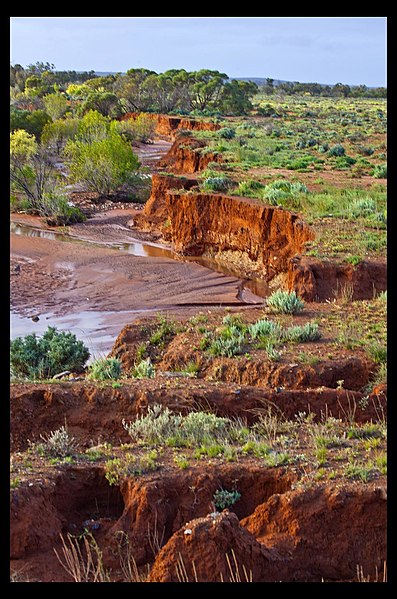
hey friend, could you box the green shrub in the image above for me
[39,193,86,226]
[36,425,77,458]
[132,357,156,379]
[235,179,266,198]
[373,164,387,178]
[123,405,180,444]
[149,316,176,346]
[10,326,89,379]
[328,144,345,157]
[366,343,387,364]
[283,322,321,343]
[262,179,308,206]
[201,176,233,192]
[249,319,282,340]
[88,357,122,381]
[208,334,244,357]
[349,197,377,218]
[266,290,305,314]
[217,127,236,139]
[213,488,241,511]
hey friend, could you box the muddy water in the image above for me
[10,222,268,357]
[10,222,269,298]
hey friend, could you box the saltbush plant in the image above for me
[201,176,233,193]
[328,144,345,157]
[132,357,156,379]
[88,357,122,381]
[10,326,89,379]
[213,488,241,511]
[266,290,305,314]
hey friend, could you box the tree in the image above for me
[220,80,258,115]
[190,69,228,111]
[10,129,58,210]
[75,110,110,143]
[41,118,79,154]
[65,132,140,197]
[43,93,68,120]
[9,107,51,140]
[80,91,119,116]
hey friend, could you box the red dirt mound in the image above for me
[287,255,387,301]
[147,510,281,582]
[242,483,387,582]
[120,113,220,138]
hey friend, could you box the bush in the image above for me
[373,164,387,179]
[249,319,282,340]
[328,144,345,157]
[283,322,321,343]
[213,488,241,511]
[236,179,265,198]
[10,326,89,379]
[201,176,233,193]
[39,193,86,226]
[262,179,308,206]
[132,357,156,379]
[88,357,122,381]
[36,425,77,458]
[217,127,236,139]
[349,197,377,218]
[266,290,305,314]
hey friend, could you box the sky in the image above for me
[10,16,387,87]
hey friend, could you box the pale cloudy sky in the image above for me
[10,16,387,86]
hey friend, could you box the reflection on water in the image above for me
[10,221,269,299]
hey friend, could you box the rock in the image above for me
[31,315,40,322]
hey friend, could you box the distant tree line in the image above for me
[260,78,387,98]
[10,63,258,117]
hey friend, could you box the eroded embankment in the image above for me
[10,381,386,453]
[10,462,386,582]
[166,191,314,280]
[133,130,386,301]
[120,112,221,139]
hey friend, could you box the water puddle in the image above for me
[10,309,159,360]
[10,222,269,298]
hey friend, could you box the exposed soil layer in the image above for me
[287,255,387,301]
[149,483,387,583]
[120,112,221,139]
[166,191,314,279]
[134,173,198,240]
[158,135,222,173]
[10,381,386,453]
[10,462,386,582]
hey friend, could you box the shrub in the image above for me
[217,127,236,139]
[38,192,86,226]
[373,164,387,179]
[208,333,245,357]
[349,197,377,218]
[249,319,282,340]
[283,322,321,343]
[149,317,176,346]
[235,179,265,198]
[266,290,305,314]
[213,488,241,511]
[132,357,156,379]
[181,412,229,445]
[10,326,89,379]
[262,179,308,206]
[123,405,180,444]
[201,176,233,192]
[36,425,77,458]
[88,357,122,381]
[328,144,345,157]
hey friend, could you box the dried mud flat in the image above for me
[10,118,387,583]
